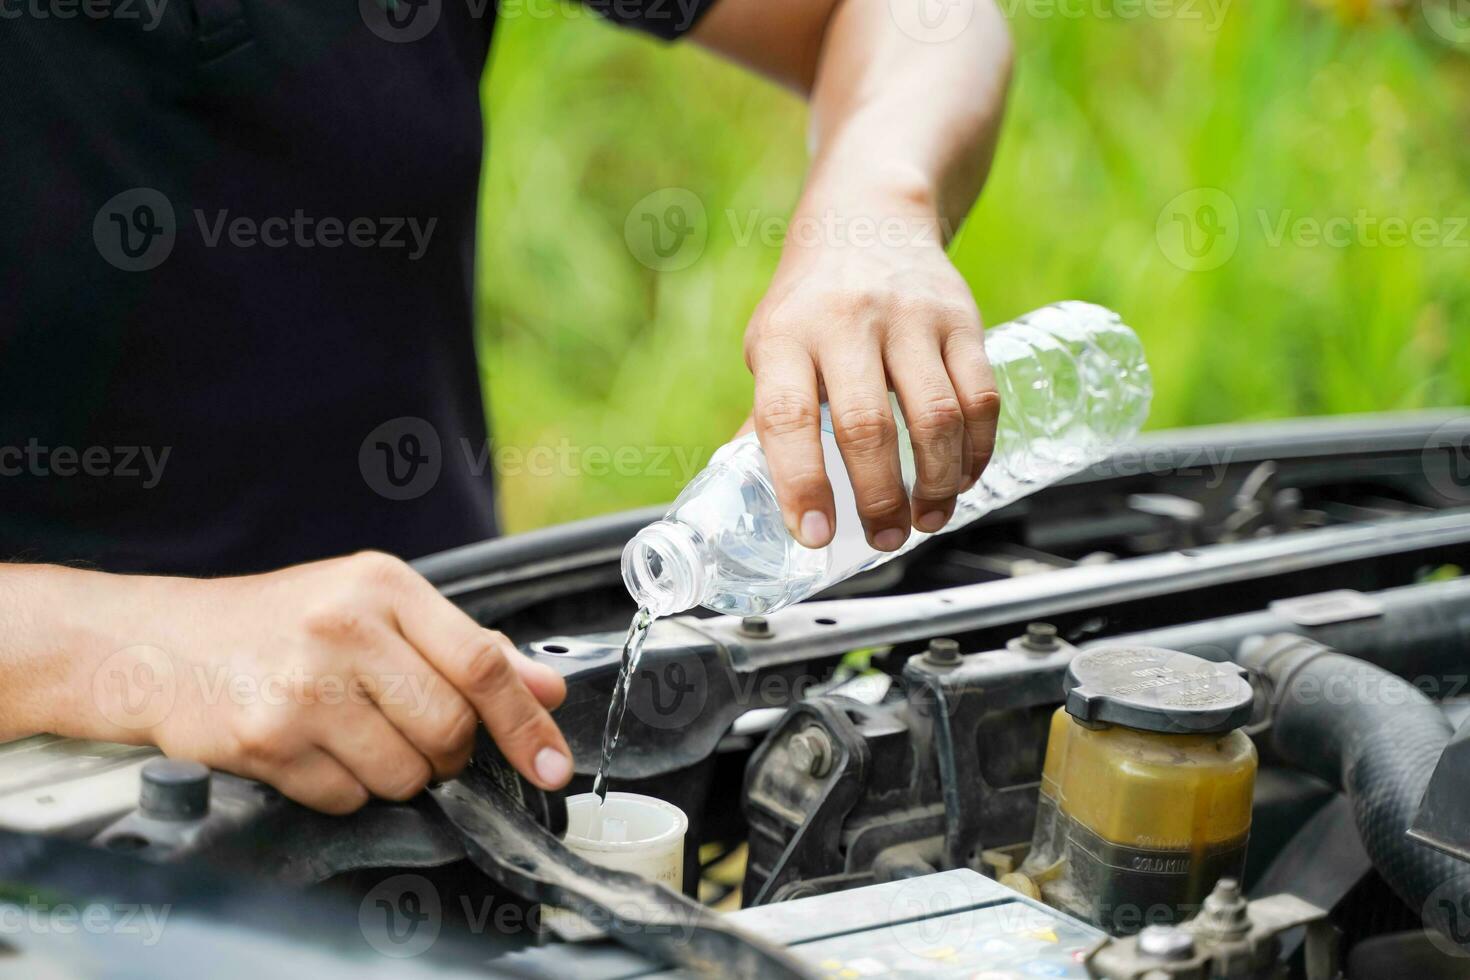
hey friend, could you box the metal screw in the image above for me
[1020,622,1060,653]
[739,616,772,639]
[924,637,961,666]
[788,727,834,778]
[1194,877,1250,941]
[1137,925,1195,961]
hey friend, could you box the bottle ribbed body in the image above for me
[623,302,1152,617]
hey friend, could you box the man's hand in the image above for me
[3,554,572,814]
[692,0,1013,552]
[742,191,1000,552]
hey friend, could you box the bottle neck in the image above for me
[621,519,709,617]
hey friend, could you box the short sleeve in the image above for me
[577,0,722,40]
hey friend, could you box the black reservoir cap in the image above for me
[139,758,211,820]
[1063,646,1254,735]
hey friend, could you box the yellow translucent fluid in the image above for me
[1041,707,1255,850]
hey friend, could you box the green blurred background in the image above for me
[476,0,1470,532]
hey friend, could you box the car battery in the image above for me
[491,868,1105,978]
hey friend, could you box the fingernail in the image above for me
[919,510,948,532]
[534,747,572,787]
[799,510,831,547]
[874,528,907,552]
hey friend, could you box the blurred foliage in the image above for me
[478,0,1470,532]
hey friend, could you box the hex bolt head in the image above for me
[1021,622,1060,653]
[1194,877,1250,940]
[1137,924,1195,961]
[788,727,834,778]
[139,758,211,821]
[924,637,961,666]
[739,616,772,639]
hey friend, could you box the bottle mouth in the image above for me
[621,520,706,617]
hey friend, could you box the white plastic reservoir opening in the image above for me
[565,792,687,854]
[550,793,689,941]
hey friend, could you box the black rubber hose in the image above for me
[1240,634,1470,951]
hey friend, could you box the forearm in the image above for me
[801,0,1013,235]
[692,0,1012,232]
[0,564,142,742]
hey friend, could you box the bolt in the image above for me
[788,727,834,778]
[924,637,961,666]
[1137,925,1195,961]
[1020,622,1060,653]
[739,616,772,639]
[1194,877,1250,941]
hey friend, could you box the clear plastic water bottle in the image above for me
[622,301,1152,617]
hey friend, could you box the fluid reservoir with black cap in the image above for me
[1002,646,1257,935]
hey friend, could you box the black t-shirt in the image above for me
[0,0,715,576]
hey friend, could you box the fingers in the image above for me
[391,573,572,791]
[819,343,911,551]
[445,630,574,791]
[750,339,835,548]
[503,645,567,710]
[941,324,1002,489]
[262,748,369,815]
[886,331,967,533]
[354,630,478,780]
[315,699,435,801]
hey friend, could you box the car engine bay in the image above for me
[5,411,1470,978]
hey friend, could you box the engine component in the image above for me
[1085,877,1336,979]
[1239,633,1470,954]
[1005,646,1257,934]
[1411,713,1470,865]
[740,629,1080,904]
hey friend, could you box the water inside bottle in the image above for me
[591,606,655,815]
